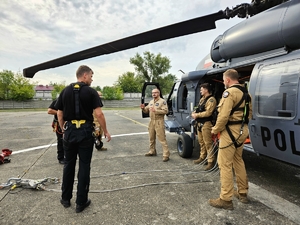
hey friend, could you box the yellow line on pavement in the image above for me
[115,113,148,128]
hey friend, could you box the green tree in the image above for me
[129,51,176,94]
[130,51,171,82]
[0,70,14,100]
[93,86,102,91]
[115,72,142,93]
[102,86,123,100]
[10,73,35,101]
[156,73,177,95]
[51,82,66,100]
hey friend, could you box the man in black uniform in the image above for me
[56,65,111,213]
[48,98,65,164]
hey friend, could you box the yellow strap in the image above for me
[71,120,86,128]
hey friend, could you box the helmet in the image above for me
[94,137,103,150]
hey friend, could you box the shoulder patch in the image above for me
[223,91,229,98]
[163,101,167,105]
[209,99,214,102]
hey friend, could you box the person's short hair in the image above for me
[223,69,239,81]
[76,65,93,78]
[200,83,212,93]
[152,88,160,94]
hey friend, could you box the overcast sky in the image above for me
[0,0,245,88]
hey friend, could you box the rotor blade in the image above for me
[23,10,226,78]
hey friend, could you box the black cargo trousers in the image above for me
[61,121,94,205]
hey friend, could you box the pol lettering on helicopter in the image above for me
[23,0,300,166]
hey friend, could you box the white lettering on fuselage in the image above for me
[260,126,300,156]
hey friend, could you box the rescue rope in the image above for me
[40,160,220,193]
[1,137,220,194]
[190,139,219,173]
[44,179,213,193]
[0,138,56,202]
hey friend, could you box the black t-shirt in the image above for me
[49,99,58,120]
[55,82,103,121]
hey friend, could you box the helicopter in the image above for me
[23,0,300,167]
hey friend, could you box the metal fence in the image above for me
[0,99,141,109]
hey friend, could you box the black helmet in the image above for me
[94,138,103,150]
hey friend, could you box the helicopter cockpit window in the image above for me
[178,84,188,110]
[256,61,299,118]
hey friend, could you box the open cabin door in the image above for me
[141,82,162,118]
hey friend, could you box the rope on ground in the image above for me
[0,138,56,202]
[44,179,213,193]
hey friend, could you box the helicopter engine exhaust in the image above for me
[211,0,300,62]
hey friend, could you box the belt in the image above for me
[64,120,92,130]
[70,120,86,128]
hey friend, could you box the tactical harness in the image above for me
[222,85,251,149]
[72,82,103,149]
[195,95,214,132]
[63,82,102,148]
[62,82,87,130]
[69,82,87,128]
[195,95,214,124]
[73,82,86,118]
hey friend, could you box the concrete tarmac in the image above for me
[0,109,299,225]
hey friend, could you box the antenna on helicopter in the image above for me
[179,69,185,74]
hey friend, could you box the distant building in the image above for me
[34,85,54,99]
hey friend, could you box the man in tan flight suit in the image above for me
[209,69,252,210]
[93,91,107,151]
[140,88,170,162]
[191,83,216,170]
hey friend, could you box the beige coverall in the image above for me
[212,84,252,201]
[142,97,170,158]
[194,96,217,163]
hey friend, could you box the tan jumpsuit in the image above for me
[194,96,217,163]
[212,84,252,201]
[142,97,170,158]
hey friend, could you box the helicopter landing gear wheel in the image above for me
[177,133,193,158]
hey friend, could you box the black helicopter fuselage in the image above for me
[156,0,300,166]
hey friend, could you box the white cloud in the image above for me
[0,0,244,87]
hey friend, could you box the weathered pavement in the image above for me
[0,109,299,225]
